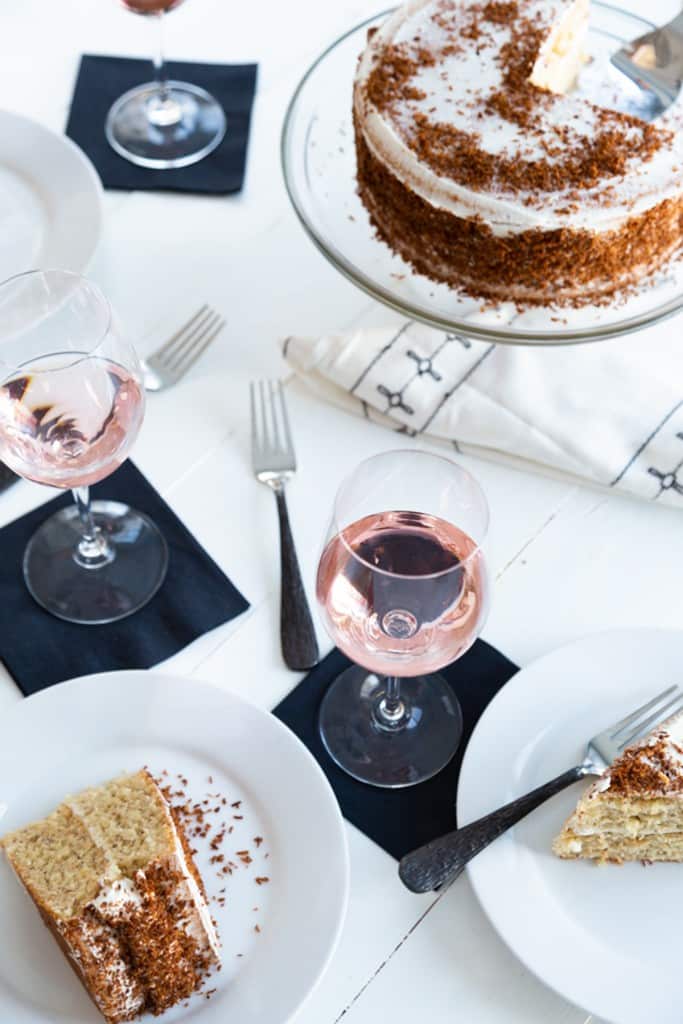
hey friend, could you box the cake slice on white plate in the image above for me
[553,710,683,864]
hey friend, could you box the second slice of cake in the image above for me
[1,769,220,1022]
[553,711,683,864]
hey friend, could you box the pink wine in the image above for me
[0,356,144,489]
[120,0,185,13]
[317,510,488,677]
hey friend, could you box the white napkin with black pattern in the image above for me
[283,320,683,507]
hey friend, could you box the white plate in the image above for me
[459,629,683,1024]
[0,671,349,1024]
[0,110,102,283]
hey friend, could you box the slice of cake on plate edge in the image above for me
[553,712,683,864]
[1,769,220,1023]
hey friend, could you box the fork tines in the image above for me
[155,304,225,375]
[250,380,296,469]
[610,684,683,752]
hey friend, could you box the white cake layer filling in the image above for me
[355,0,683,236]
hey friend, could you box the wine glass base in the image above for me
[105,80,226,169]
[23,500,169,625]
[319,665,463,789]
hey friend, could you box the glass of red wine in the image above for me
[106,0,226,169]
[0,270,168,624]
[316,450,490,788]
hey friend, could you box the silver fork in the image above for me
[142,305,225,392]
[611,11,683,119]
[399,684,683,893]
[250,379,320,672]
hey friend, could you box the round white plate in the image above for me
[459,629,683,1024]
[0,110,102,283]
[0,672,349,1024]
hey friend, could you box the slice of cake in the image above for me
[1,769,220,1022]
[553,714,683,863]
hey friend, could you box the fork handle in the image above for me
[275,487,320,672]
[398,766,585,894]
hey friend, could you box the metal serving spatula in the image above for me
[611,11,683,118]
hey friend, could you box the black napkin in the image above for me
[66,55,257,193]
[274,641,518,859]
[0,461,249,696]
[0,463,18,494]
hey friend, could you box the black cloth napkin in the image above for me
[274,641,518,859]
[0,461,249,696]
[66,55,257,194]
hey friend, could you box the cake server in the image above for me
[611,11,683,118]
[250,379,320,672]
[399,683,682,893]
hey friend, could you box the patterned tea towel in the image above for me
[283,318,683,507]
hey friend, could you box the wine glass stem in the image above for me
[375,676,408,732]
[148,12,182,127]
[153,12,168,100]
[72,486,114,569]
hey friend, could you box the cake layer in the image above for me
[1,770,220,1024]
[2,805,118,920]
[554,831,683,863]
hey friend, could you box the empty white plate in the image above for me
[459,629,683,1024]
[0,110,102,283]
[0,671,349,1023]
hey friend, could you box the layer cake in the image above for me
[353,0,683,305]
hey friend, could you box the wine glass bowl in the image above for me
[315,450,490,789]
[0,270,168,625]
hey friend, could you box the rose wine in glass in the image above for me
[317,511,486,678]
[0,270,168,625]
[315,451,490,789]
[0,356,144,489]
[106,0,226,169]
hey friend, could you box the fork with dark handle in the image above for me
[251,380,320,672]
[275,486,320,670]
[399,684,682,893]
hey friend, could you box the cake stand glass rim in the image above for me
[280,3,683,347]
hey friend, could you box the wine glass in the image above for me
[105,0,226,169]
[316,450,490,788]
[0,270,168,625]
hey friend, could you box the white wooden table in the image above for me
[1,1,682,1021]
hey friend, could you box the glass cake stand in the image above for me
[281,4,683,347]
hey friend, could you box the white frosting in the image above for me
[91,876,143,914]
[354,0,683,236]
[157,792,222,960]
